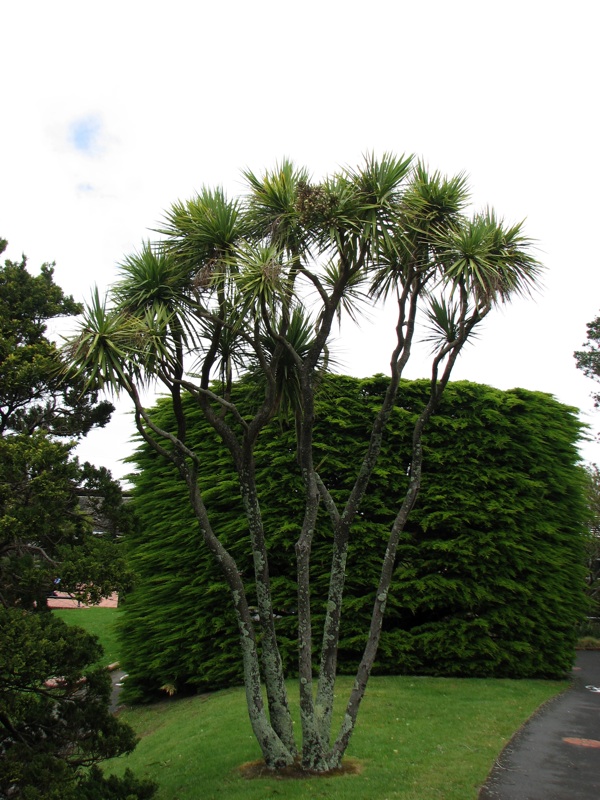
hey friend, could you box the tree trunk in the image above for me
[239,463,296,755]
[185,471,296,768]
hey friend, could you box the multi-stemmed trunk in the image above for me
[65,155,539,775]
[130,291,484,772]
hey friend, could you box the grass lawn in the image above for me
[104,675,565,800]
[55,607,568,799]
[53,606,122,668]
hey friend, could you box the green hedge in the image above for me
[119,376,587,701]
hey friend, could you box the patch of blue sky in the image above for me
[69,115,102,154]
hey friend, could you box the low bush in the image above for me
[576,636,600,650]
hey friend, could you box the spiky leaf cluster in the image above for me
[67,155,542,412]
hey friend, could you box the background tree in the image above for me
[0,237,113,437]
[575,314,600,407]
[0,240,155,799]
[66,154,542,773]
[583,465,600,618]
[119,377,587,701]
[574,319,600,622]
[0,238,131,608]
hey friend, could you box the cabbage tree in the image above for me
[65,154,541,772]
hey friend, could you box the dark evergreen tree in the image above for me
[119,376,587,702]
[573,326,600,621]
[0,240,155,800]
[0,238,113,437]
[575,313,600,405]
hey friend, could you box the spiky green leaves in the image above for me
[160,187,245,267]
[64,154,542,413]
[245,306,324,419]
[65,289,146,393]
[114,242,190,314]
[343,152,414,240]
[422,296,478,353]
[114,243,204,362]
[402,162,470,231]
[234,243,288,317]
[244,160,311,252]
[437,210,541,307]
[368,164,541,319]
[368,163,469,301]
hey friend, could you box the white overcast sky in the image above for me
[1,0,599,480]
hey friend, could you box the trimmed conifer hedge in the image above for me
[119,376,587,701]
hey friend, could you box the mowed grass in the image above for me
[53,607,122,667]
[104,675,565,800]
[55,607,568,799]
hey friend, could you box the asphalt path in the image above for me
[479,650,600,799]
[109,668,127,712]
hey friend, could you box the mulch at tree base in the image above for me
[238,756,362,780]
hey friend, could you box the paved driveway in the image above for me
[479,651,600,799]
